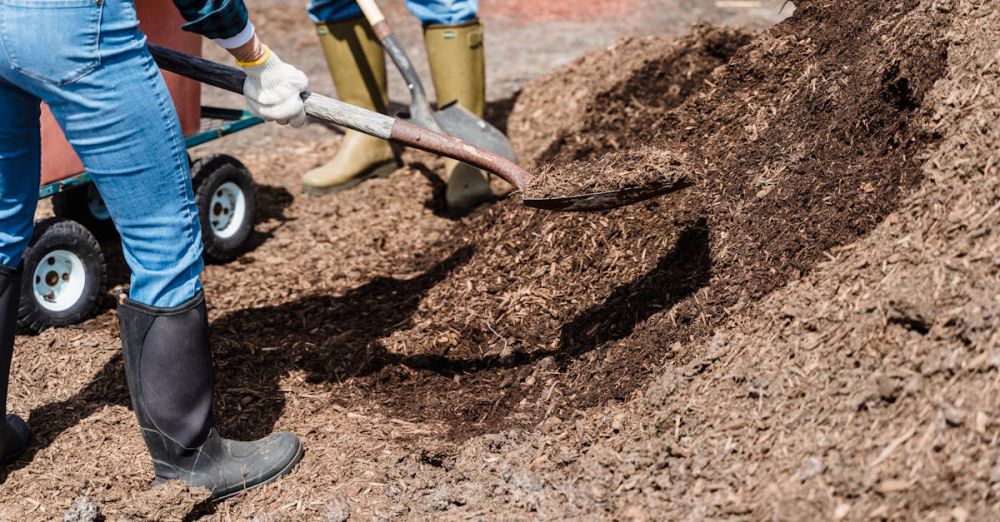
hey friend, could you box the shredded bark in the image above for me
[522,148,688,199]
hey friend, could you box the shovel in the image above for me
[356,0,516,161]
[148,45,682,212]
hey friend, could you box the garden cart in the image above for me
[20,2,263,332]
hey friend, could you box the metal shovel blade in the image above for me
[400,102,517,162]
[522,179,691,212]
[435,103,518,162]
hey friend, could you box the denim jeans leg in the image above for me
[308,0,479,25]
[307,0,362,23]
[0,76,41,270]
[407,0,479,25]
[11,0,204,308]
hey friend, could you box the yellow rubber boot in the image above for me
[424,20,493,213]
[302,19,400,195]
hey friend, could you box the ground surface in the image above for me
[6,1,1000,521]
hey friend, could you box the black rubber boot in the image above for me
[118,292,303,500]
[1,265,31,465]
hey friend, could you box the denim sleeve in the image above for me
[172,0,250,40]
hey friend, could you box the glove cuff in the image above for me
[236,45,272,68]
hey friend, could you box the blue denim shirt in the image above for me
[173,0,249,40]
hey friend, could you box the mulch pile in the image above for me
[3,0,995,519]
[421,2,1000,519]
[508,24,755,167]
[522,147,689,199]
[349,0,947,438]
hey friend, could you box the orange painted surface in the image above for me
[40,1,202,185]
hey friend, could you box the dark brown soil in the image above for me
[363,0,948,441]
[522,147,689,199]
[509,24,755,168]
[420,3,1000,519]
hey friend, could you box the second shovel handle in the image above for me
[356,0,386,26]
[357,0,440,131]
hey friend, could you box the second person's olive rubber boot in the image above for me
[302,18,401,195]
[0,265,30,465]
[424,19,493,214]
[118,292,303,500]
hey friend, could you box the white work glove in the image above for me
[240,47,309,128]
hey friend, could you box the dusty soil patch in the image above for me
[485,0,638,23]
[522,147,689,200]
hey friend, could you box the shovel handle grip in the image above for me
[147,44,532,190]
[357,0,386,26]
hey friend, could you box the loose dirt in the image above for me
[522,147,689,200]
[2,0,997,520]
[508,24,755,168]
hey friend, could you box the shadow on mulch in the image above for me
[0,245,474,482]
[558,218,710,360]
[208,219,710,441]
[484,92,521,135]
[236,183,296,255]
[1,216,709,477]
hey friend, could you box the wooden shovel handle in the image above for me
[356,0,387,28]
[147,44,532,190]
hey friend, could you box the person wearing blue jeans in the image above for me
[0,0,310,499]
[300,0,494,213]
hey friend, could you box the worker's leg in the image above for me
[306,0,363,23]
[0,80,42,271]
[36,19,204,309]
[0,75,39,465]
[0,0,301,495]
[303,0,399,194]
[407,0,479,26]
[408,0,492,212]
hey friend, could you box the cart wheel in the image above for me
[52,184,117,240]
[19,218,107,333]
[191,155,257,263]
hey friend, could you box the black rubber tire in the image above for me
[191,154,257,264]
[51,184,117,240]
[18,218,107,333]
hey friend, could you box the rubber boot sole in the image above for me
[149,438,306,502]
[211,439,305,502]
[302,160,400,197]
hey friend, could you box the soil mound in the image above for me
[415,2,1000,519]
[348,0,948,439]
[508,24,754,167]
[522,147,689,199]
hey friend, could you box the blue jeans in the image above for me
[308,0,478,26]
[0,0,203,308]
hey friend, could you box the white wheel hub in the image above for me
[209,181,246,239]
[32,249,86,313]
